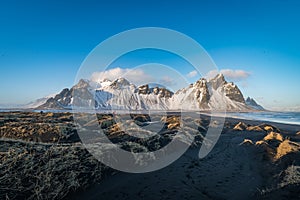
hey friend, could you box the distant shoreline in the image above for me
[1,109,300,126]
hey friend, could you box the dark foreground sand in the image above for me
[71,119,300,200]
[1,112,300,200]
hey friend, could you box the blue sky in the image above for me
[0,0,300,110]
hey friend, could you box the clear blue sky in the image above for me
[0,0,300,110]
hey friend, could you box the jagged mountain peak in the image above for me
[194,78,207,88]
[137,84,173,98]
[245,97,265,110]
[110,77,131,88]
[73,79,90,89]
[246,97,254,102]
[36,71,260,111]
[209,73,227,90]
[223,83,245,103]
[210,73,225,82]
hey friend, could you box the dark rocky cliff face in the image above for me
[223,82,245,103]
[194,79,210,109]
[37,79,92,110]
[137,84,173,98]
[37,88,72,109]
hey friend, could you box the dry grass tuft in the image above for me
[246,126,264,132]
[263,132,284,142]
[255,140,268,146]
[161,116,181,130]
[107,123,122,134]
[0,140,111,200]
[233,122,248,131]
[240,139,254,145]
[275,140,300,160]
[264,126,274,132]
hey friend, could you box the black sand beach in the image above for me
[1,111,300,199]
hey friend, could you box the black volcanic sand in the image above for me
[1,111,300,200]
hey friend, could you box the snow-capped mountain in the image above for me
[23,94,56,109]
[37,74,261,111]
[0,94,56,109]
[245,97,265,110]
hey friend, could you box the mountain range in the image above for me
[34,74,264,111]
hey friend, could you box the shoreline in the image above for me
[1,109,300,125]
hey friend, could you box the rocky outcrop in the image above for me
[194,78,210,109]
[137,84,173,98]
[138,84,150,95]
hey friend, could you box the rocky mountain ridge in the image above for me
[36,74,264,111]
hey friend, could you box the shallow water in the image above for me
[227,111,300,125]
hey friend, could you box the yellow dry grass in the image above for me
[263,132,283,142]
[246,126,264,132]
[233,122,248,131]
[255,140,268,146]
[0,140,110,200]
[240,139,254,145]
[275,140,300,159]
[108,122,122,134]
[161,116,181,130]
[167,122,181,129]
[264,126,274,132]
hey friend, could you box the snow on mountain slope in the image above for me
[93,79,173,110]
[37,74,260,111]
[23,94,56,109]
[170,78,210,110]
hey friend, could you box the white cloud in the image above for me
[91,67,154,85]
[186,70,198,78]
[206,69,250,81]
[159,76,176,87]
